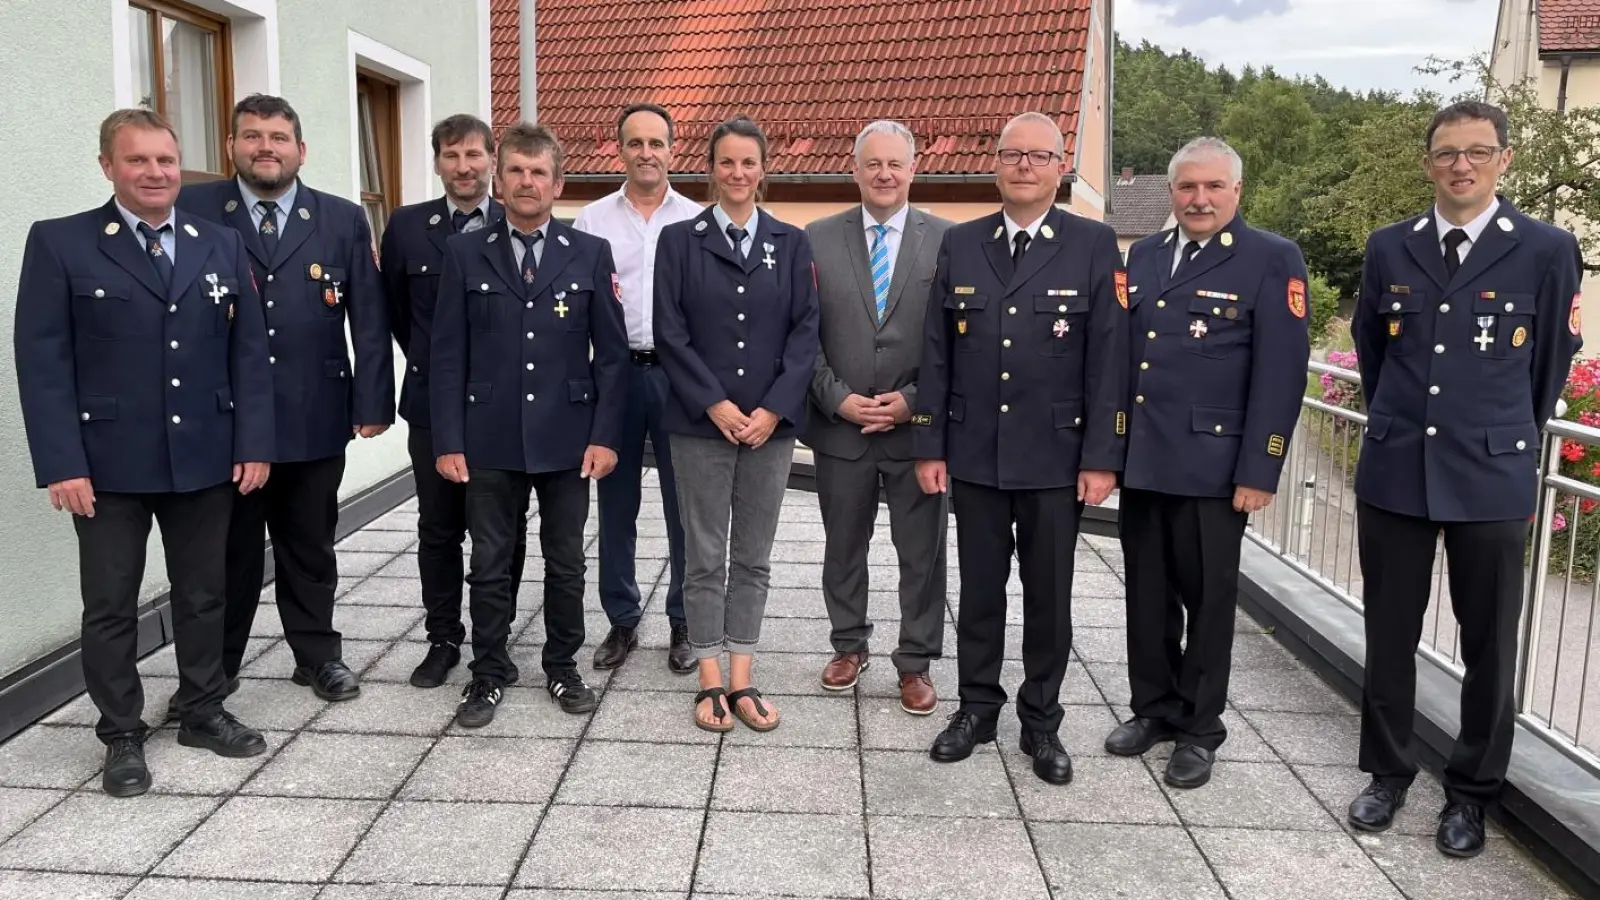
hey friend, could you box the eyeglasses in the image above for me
[997,149,1060,167]
[1427,146,1503,168]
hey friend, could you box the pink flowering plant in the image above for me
[1545,359,1600,578]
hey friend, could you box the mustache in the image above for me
[1183,205,1216,215]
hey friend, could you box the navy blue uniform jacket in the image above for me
[178,179,394,463]
[1122,214,1311,497]
[429,218,628,473]
[1352,198,1582,522]
[14,200,274,493]
[652,207,820,440]
[911,207,1128,490]
[380,196,504,430]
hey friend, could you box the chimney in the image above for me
[1119,167,1134,182]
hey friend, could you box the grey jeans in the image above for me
[670,433,796,658]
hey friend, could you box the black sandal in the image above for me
[727,687,781,732]
[694,687,734,733]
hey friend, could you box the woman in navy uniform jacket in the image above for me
[653,115,820,733]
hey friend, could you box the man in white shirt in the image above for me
[573,103,703,673]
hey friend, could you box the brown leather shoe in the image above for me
[899,671,937,715]
[821,651,869,691]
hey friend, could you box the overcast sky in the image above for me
[1117,0,1504,96]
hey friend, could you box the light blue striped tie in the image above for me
[869,224,891,323]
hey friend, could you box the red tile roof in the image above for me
[1541,0,1600,52]
[493,0,1094,178]
[490,0,520,136]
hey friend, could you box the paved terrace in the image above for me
[0,473,1579,899]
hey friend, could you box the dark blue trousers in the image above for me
[597,360,686,629]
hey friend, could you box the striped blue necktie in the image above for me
[869,224,890,323]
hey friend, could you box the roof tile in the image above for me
[1540,0,1600,52]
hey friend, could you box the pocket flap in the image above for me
[1365,412,1392,440]
[562,277,594,295]
[1034,293,1088,314]
[1052,399,1085,429]
[323,358,350,379]
[309,265,348,283]
[79,395,117,421]
[568,379,595,403]
[1191,405,1245,435]
[406,258,439,276]
[466,382,492,404]
[215,388,234,412]
[1474,292,1535,316]
[1380,292,1424,315]
[943,293,988,312]
[947,393,966,422]
[1485,423,1537,455]
[1187,295,1233,317]
[71,278,130,300]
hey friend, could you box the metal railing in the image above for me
[1245,359,1600,776]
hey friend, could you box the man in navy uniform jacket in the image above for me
[912,112,1129,786]
[380,113,528,689]
[15,109,275,797]
[178,94,394,704]
[431,122,628,728]
[1107,137,1310,790]
[1346,101,1582,859]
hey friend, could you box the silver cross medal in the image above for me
[1474,316,1494,352]
[1052,318,1070,338]
[205,273,229,305]
[1190,319,1208,339]
[761,242,776,270]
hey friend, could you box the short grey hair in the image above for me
[854,119,915,164]
[1167,137,1243,183]
[999,112,1064,157]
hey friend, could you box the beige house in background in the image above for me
[1491,0,1600,349]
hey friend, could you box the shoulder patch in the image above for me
[1114,270,1129,309]
[1287,277,1307,319]
[1572,293,1583,336]
[612,272,623,302]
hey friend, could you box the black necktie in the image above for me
[1442,228,1468,280]
[514,230,542,285]
[452,208,479,234]
[137,223,172,289]
[257,200,280,260]
[1012,230,1031,266]
[726,224,748,260]
[1174,239,1201,278]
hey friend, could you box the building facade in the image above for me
[0,0,491,691]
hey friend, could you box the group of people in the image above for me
[14,93,1578,865]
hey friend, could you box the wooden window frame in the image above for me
[355,69,402,243]
[129,0,234,183]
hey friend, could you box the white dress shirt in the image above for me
[1003,210,1046,249]
[572,186,702,350]
[862,203,910,276]
[1434,198,1500,267]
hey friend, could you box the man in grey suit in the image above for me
[807,120,954,715]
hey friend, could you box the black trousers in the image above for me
[464,467,589,686]
[75,484,234,741]
[408,427,526,645]
[1356,500,1526,805]
[951,478,1081,732]
[1118,488,1247,750]
[222,454,346,675]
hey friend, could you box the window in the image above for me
[356,70,401,244]
[127,1,232,182]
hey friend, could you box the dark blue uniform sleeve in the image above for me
[1535,230,1584,425]
[348,211,395,427]
[229,236,276,463]
[1081,225,1129,472]
[429,241,470,458]
[13,224,89,487]
[589,240,629,452]
[1235,242,1312,491]
[911,232,953,460]
[1351,233,1387,410]
[761,233,821,425]
[653,228,728,418]
[379,213,411,356]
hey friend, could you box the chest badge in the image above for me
[1513,326,1528,347]
[554,300,570,318]
[1474,316,1495,352]
[1052,318,1070,338]
[1387,318,1402,338]
[1189,319,1208,339]
[761,242,776,270]
[324,282,344,307]
[957,319,968,335]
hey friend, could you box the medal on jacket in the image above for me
[1387,318,1402,338]
[957,317,968,335]
[1053,318,1069,338]
[1474,316,1494,352]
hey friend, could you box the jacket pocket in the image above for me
[79,394,118,422]
[1191,405,1245,436]
[1052,399,1085,429]
[1485,423,1537,456]
[568,379,595,404]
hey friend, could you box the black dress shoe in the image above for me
[929,710,996,762]
[1020,730,1074,785]
[102,736,151,797]
[177,710,267,757]
[547,670,599,714]
[667,624,695,674]
[456,679,503,729]
[293,660,361,701]
[592,626,638,670]
[1436,802,1487,858]
[1104,716,1175,756]
[1347,779,1408,832]
[1164,743,1215,789]
[410,642,461,688]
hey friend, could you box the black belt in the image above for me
[630,349,659,366]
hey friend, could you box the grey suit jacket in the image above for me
[806,205,953,461]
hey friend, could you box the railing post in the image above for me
[1516,431,1559,715]
[1296,476,1316,558]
